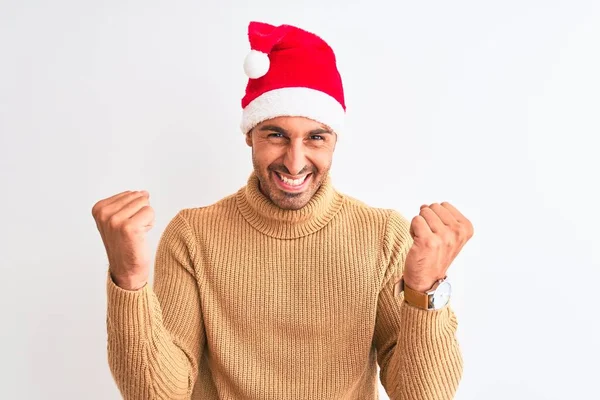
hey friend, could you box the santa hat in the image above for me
[240,21,346,135]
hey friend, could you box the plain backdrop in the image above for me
[1,0,599,399]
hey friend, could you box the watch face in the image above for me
[431,281,452,310]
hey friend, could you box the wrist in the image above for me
[110,272,148,291]
[403,277,438,293]
[398,275,452,311]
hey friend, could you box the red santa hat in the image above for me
[240,21,346,135]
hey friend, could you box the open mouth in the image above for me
[272,171,312,192]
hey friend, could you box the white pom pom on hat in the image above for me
[243,50,270,79]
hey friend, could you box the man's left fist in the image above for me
[402,202,474,293]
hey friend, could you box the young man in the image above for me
[92,21,473,399]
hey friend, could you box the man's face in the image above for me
[245,116,337,210]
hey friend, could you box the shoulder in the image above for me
[173,191,240,232]
[338,191,413,260]
[339,191,411,232]
[338,192,413,284]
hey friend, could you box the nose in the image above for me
[283,139,308,176]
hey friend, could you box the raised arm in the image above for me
[373,210,464,399]
[92,190,205,399]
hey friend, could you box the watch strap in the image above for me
[402,281,430,309]
[393,276,448,310]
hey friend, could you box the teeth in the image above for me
[277,173,307,186]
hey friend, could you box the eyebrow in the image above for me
[258,125,333,135]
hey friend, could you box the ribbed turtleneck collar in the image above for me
[235,171,345,239]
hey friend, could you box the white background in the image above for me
[1,0,599,399]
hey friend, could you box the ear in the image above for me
[245,130,253,147]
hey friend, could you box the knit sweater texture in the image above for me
[106,172,463,399]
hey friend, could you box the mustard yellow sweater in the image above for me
[106,172,463,399]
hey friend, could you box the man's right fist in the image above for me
[92,190,155,290]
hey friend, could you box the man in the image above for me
[92,21,473,400]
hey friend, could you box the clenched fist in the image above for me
[403,202,474,293]
[91,190,155,290]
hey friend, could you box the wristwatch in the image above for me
[393,275,452,310]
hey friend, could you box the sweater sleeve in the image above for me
[106,210,205,399]
[373,210,463,400]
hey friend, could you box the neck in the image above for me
[235,171,345,239]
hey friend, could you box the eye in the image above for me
[268,132,284,138]
[310,135,324,141]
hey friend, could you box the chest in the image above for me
[198,231,383,341]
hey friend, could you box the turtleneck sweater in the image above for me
[106,172,463,400]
